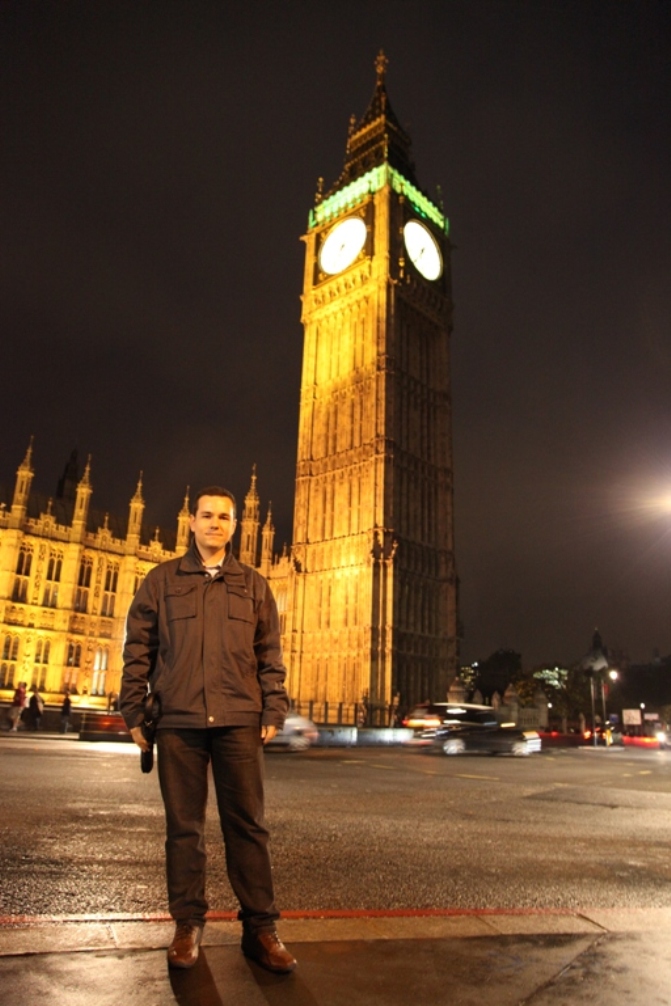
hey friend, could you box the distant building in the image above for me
[0,442,189,700]
[618,653,671,711]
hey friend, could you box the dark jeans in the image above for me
[156,726,279,931]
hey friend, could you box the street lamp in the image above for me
[588,671,598,746]
[601,669,618,730]
[600,669,618,745]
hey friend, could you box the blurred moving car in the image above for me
[266,714,319,752]
[78,711,132,742]
[621,723,670,750]
[403,702,541,757]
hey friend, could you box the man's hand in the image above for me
[260,724,277,745]
[130,725,150,752]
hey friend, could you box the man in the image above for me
[120,487,296,973]
[60,691,72,734]
[8,682,26,731]
[28,685,44,730]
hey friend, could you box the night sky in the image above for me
[2,1,671,668]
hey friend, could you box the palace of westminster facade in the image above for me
[0,56,459,724]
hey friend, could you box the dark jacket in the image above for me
[120,543,289,732]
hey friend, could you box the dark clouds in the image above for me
[2,0,670,666]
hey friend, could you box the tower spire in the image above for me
[329,49,416,194]
[11,436,35,519]
[20,436,34,470]
[71,455,93,541]
[260,502,275,577]
[126,472,145,543]
[131,472,144,503]
[375,48,388,84]
[175,486,191,555]
[239,465,261,567]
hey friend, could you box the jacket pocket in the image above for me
[227,585,255,624]
[165,585,197,621]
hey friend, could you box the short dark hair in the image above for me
[191,486,237,518]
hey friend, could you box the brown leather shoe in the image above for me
[241,928,297,973]
[167,923,203,969]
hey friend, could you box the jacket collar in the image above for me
[177,541,245,580]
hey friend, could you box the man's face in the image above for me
[189,495,237,560]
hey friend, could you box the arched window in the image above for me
[74,556,93,613]
[77,558,92,588]
[46,553,63,582]
[91,647,109,695]
[1,635,19,686]
[3,636,20,661]
[66,643,82,667]
[12,545,32,602]
[32,638,50,689]
[63,641,82,691]
[43,551,63,607]
[101,563,119,617]
[15,546,32,577]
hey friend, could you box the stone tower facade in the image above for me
[284,54,458,723]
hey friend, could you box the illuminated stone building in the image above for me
[0,445,279,706]
[0,442,192,701]
[281,53,458,722]
[0,55,458,721]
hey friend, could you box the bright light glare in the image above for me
[609,480,671,527]
[604,478,671,569]
[643,493,671,514]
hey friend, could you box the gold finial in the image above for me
[315,176,324,204]
[375,49,388,83]
[80,454,92,486]
[23,435,35,466]
[132,471,144,503]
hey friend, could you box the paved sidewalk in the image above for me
[1,909,670,1005]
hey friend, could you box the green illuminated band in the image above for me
[309,165,448,234]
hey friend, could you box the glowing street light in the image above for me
[601,669,619,743]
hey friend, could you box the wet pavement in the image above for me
[1,909,671,1005]
[2,732,671,1001]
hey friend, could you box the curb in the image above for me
[2,908,671,957]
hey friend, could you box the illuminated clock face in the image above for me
[319,217,367,275]
[403,220,443,281]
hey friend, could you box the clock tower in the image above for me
[286,53,458,723]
